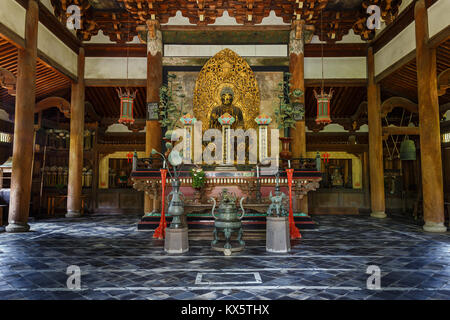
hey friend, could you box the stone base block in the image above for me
[423,221,447,233]
[266,216,290,253]
[370,211,387,219]
[66,210,81,218]
[164,227,189,254]
[5,222,30,233]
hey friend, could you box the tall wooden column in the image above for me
[145,20,163,214]
[367,47,386,218]
[66,48,85,218]
[6,0,39,232]
[289,20,312,214]
[415,0,446,232]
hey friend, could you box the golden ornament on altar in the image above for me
[193,48,260,132]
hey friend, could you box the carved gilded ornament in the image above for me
[289,22,314,56]
[193,49,260,132]
[289,29,304,55]
[147,30,163,56]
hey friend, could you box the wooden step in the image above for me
[188,228,266,240]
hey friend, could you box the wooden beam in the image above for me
[382,126,420,136]
[305,43,367,57]
[159,25,291,32]
[84,43,146,57]
[85,79,146,87]
[305,79,367,87]
[84,43,367,58]
[306,144,368,153]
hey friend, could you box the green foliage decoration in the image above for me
[273,72,305,131]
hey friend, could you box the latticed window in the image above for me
[442,132,450,143]
[0,132,12,143]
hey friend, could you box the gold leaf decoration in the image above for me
[193,48,260,132]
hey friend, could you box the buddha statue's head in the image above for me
[220,87,234,106]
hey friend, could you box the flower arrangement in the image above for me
[190,167,206,189]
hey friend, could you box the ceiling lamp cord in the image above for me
[321,8,324,92]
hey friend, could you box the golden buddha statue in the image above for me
[209,87,244,130]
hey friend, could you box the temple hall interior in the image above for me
[0,0,449,301]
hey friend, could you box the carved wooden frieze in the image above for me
[49,0,403,43]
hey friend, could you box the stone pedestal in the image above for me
[164,227,189,254]
[266,216,291,253]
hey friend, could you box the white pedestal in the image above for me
[164,227,189,254]
[266,216,291,253]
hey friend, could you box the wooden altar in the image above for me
[131,164,322,216]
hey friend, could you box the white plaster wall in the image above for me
[428,0,450,39]
[322,123,347,132]
[374,0,449,77]
[85,57,147,79]
[356,124,369,132]
[304,57,367,79]
[86,55,366,80]
[38,24,78,75]
[164,44,287,57]
[0,0,77,76]
[0,0,26,38]
[40,0,53,11]
[375,0,414,36]
[0,109,11,122]
[374,21,416,77]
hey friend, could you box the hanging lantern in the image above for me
[399,138,416,160]
[314,88,333,124]
[117,88,136,124]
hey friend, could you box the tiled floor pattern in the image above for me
[0,214,449,300]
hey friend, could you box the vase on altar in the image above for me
[167,179,185,229]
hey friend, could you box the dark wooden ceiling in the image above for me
[380,39,450,105]
[0,36,71,113]
[305,86,366,117]
[50,0,403,43]
[85,86,147,119]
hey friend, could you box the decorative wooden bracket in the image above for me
[437,68,450,96]
[35,96,71,118]
[380,96,418,118]
[0,67,16,96]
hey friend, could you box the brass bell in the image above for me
[400,138,416,160]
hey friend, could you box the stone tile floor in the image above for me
[0,214,449,300]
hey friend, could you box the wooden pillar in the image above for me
[367,47,386,218]
[289,20,311,214]
[415,0,446,232]
[6,0,39,232]
[66,47,85,218]
[145,20,163,214]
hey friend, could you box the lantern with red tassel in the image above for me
[314,88,333,124]
[117,88,136,124]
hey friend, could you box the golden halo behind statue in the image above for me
[193,48,260,132]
